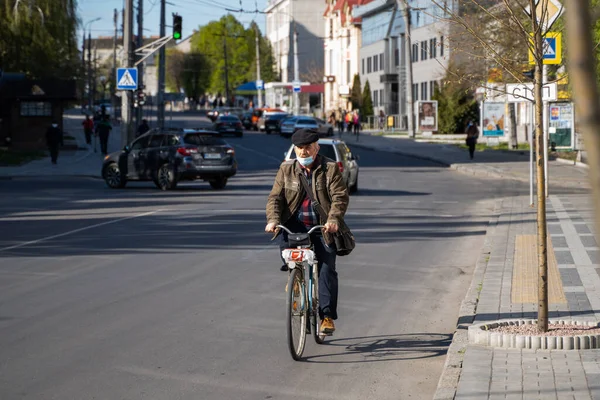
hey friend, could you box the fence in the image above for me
[363,114,407,131]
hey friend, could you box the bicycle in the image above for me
[277,224,327,361]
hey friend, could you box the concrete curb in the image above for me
[433,199,501,400]
[468,319,600,350]
[554,156,589,169]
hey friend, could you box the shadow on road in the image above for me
[300,332,452,363]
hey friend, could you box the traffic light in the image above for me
[134,89,146,108]
[173,14,182,40]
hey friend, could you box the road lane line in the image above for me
[233,143,283,164]
[0,209,165,252]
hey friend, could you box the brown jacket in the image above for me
[266,156,349,245]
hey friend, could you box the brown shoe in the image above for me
[320,317,335,335]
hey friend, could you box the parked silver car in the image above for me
[280,116,334,138]
[284,138,359,193]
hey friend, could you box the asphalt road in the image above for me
[0,115,532,399]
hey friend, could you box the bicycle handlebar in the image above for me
[276,225,325,235]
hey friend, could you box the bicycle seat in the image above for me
[288,233,311,248]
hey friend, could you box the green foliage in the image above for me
[0,0,80,78]
[361,80,373,118]
[181,52,210,102]
[350,74,362,110]
[189,16,277,97]
[433,71,479,134]
[166,49,185,92]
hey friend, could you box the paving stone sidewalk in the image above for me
[435,194,600,400]
[0,111,121,179]
[347,131,590,190]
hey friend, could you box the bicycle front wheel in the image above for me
[286,267,307,360]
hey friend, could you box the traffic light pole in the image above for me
[157,0,166,129]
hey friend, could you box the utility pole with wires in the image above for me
[87,32,92,111]
[223,35,230,106]
[121,0,134,146]
[112,8,118,121]
[136,0,144,128]
[157,0,166,129]
[255,25,262,108]
[400,0,415,137]
[293,24,299,115]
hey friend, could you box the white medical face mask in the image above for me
[297,155,314,167]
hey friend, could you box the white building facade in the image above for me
[265,0,326,84]
[353,0,452,124]
[323,0,365,112]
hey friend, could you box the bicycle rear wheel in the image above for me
[286,268,307,360]
[311,264,325,344]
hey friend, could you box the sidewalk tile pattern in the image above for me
[512,235,566,304]
[456,194,600,399]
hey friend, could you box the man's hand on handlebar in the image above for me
[323,222,338,233]
[265,222,278,233]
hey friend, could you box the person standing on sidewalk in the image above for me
[82,115,94,145]
[465,120,479,160]
[46,121,63,165]
[96,115,112,155]
[137,119,150,137]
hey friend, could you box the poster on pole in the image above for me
[417,100,438,132]
[481,102,505,137]
[548,102,574,148]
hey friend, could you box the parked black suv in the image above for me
[102,129,237,190]
[264,113,289,134]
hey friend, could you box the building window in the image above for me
[367,57,372,73]
[362,58,365,75]
[379,53,384,71]
[394,48,399,66]
[413,83,418,101]
[412,43,419,62]
[347,33,351,47]
[373,91,378,106]
[347,60,351,84]
[329,19,333,39]
[430,80,439,97]
[20,101,52,116]
[440,36,444,56]
[380,90,384,108]
[421,41,428,61]
[373,55,378,72]
[421,82,428,100]
[430,38,437,58]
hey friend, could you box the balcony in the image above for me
[380,73,398,83]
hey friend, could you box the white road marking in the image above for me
[433,201,459,204]
[233,143,283,164]
[0,209,165,252]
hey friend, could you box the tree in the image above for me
[350,74,362,111]
[432,67,479,134]
[181,52,210,103]
[434,0,565,332]
[0,0,80,79]
[166,49,185,92]
[361,80,373,118]
[189,16,278,97]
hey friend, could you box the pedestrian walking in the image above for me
[465,120,479,160]
[137,119,150,137]
[82,114,94,145]
[46,121,63,164]
[338,109,345,136]
[96,115,112,155]
[346,111,353,134]
[378,110,386,131]
[352,110,360,138]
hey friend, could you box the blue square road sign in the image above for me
[116,68,138,90]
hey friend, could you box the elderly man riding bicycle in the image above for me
[265,129,350,335]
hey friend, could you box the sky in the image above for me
[78,0,268,41]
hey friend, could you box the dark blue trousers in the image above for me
[279,219,339,320]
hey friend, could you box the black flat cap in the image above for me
[291,129,319,146]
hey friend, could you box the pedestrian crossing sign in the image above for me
[116,68,138,90]
[529,32,562,65]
